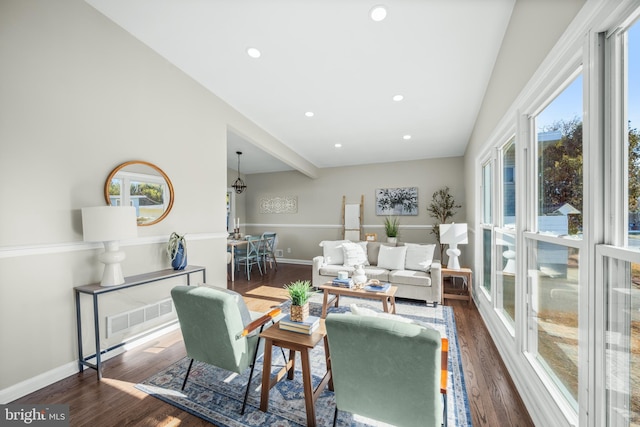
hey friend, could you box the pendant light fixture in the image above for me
[232,151,247,194]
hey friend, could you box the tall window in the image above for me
[536,76,584,237]
[527,73,583,410]
[482,161,493,295]
[496,139,516,325]
[628,22,640,249]
[605,19,640,426]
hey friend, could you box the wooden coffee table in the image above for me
[259,320,333,427]
[319,283,397,318]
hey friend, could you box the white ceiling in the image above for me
[86,0,515,175]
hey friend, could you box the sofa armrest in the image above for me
[430,261,442,305]
[312,256,325,289]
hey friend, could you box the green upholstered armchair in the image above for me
[171,285,282,414]
[325,313,448,427]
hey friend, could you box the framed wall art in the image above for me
[259,195,298,214]
[375,187,418,216]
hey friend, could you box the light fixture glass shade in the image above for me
[232,177,246,194]
[232,151,246,194]
[82,206,137,286]
[82,206,137,242]
[439,223,468,245]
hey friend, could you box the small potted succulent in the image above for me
[284,280,314,322]
[167,232,187,270]
[384,216,400,243]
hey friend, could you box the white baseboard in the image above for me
[0,361,78,404]
[278,258,311,265]
[0,323,180,404]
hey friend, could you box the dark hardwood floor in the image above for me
[13,264,534,426]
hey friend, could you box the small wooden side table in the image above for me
[259,320,333,427]
[441,267,473,305]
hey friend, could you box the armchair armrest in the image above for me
[431,261,442,305]
[312,256,326,288]
[236,308,281,339]
[440,337,449,394]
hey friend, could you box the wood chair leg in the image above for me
[182,359,194,390]
[442,394,448,426]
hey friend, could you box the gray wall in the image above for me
[0,0,289,399]
[242,157,466,262]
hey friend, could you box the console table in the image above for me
[75,265,205,380]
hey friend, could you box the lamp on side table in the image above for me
[82,206,137,287]
[439,223,468,270]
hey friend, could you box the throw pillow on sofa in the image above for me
[404,243,436,272]
[342,241,369,267]
[366,241,396,265]
[320,240,349,265]
[377,245,408,270]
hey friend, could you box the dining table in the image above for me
[227,238,248,282]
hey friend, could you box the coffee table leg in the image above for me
[260,339,273,412]
[300,348,316,427]
[390,295,396,314]
[382,297,389,313]
[322,289,329,318]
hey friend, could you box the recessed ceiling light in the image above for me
[246,47,261,58]
[305,111,314,117]
[335,143,342,148]
[403,135,412,140]
[393,95,404,102]
[370,5,388,22]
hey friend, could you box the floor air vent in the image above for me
[107,298,174,337]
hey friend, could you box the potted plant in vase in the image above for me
[384,216,400,243]
[284,280,314,322]
[427,186,462,261]
[167,232,187,270]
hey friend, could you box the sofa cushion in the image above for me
[319,264,355,278]
[362,266,390,282]
[389,269,432,287]
[342,241,369,267]
[366,241,396,265]
[377,245,408,270]
[320,240,348,265]
[404,243,436,272]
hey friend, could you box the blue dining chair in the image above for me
[236,236,263,280]
[260,232,278,271]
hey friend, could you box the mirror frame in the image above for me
[104,160,175,226]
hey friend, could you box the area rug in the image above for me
[136,297,471,426]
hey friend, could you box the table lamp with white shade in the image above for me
[82,206,137,286]
[439,223,468,270]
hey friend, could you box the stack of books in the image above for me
[279,314,321,334]
[332,277,354,288]
[364,282,391,293]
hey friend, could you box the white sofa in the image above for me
[311,240,442,305]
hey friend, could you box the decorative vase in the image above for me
[353,265,367,285]
[290,302,309,322]
[171,242,187,270]
[387,237,398,244]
